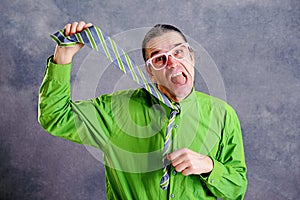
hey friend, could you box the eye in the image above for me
[153,55,166,63]
[173,48,185,59]
[174,49,183,55]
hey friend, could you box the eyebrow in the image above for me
[149,43,183,59]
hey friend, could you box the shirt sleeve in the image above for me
[201,105,248,199]
[38,56,114,150]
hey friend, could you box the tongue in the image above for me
[171,74,186,85]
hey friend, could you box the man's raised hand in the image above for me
[53,21,93,64]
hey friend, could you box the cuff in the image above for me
[200,157,224,186]
[45,55,72,82]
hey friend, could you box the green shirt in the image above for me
[38,57,247,199]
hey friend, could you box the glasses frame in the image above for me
[146,42,190,70]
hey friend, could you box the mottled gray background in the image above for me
[0,0,299,199]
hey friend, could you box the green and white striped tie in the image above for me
[51,25,181,190]
[160,104,180,190]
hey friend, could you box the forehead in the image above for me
[145,31,186,58]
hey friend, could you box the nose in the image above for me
[166,54,178,68]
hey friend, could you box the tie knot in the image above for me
[174,103,181,114]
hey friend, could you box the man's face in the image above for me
[145,31,195,103]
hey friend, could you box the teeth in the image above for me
[171,72,182,77]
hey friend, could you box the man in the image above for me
[39,21,247,199]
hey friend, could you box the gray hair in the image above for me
[142,24,187,61]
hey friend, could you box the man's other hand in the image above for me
[168,148,214,176]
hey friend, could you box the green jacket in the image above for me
[38,57,247,199]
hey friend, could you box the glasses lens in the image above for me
[151,54,167,69]
[171,44,189,59]
[148,43,190,70]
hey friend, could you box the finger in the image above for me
[76,21,86,32]
[70,21,79,35]
[182,168,193,176]
[168,148,189,161]
[174,161,189,173]
[171,153,186,166]
[64,23,71,36]
[83,23,93,29]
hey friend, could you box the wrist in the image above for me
[53,46,73,64]
[205,156,214,174]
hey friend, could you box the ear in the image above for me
[145,64,157,83]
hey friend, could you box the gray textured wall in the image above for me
[0,0,299,199]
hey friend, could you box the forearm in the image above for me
[38,56,81,142]
[38,56,113,149]
[202,105,248,199]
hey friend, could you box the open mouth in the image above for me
[170,71,187,85]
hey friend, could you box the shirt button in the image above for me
[170,194,175,198]
[210,179,215,184]
[174,124,178,128]
[172,170,177,175]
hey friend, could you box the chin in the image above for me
[158,83,192,102]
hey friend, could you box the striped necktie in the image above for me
[160,104,180,190]
[51,25,181,190]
